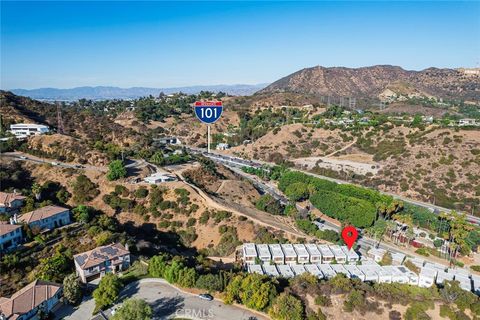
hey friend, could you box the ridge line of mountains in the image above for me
[7,65,480,102]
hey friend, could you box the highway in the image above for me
[185,146,480,225]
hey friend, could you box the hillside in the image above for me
[260,65,480,103]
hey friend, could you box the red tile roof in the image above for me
[18,205,69,224]
[74,243,129,269]
[0,280,62,319]
[0,223,22,237]
[0,192,26,208]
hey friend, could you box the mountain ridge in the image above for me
[10,83,268,101]
[259,65,480,103]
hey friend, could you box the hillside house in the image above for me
[0,280,62,320]
[18,205,71,231]
[9,123,50,137]
[0,223,23,252]
[0,192,26,214]
[74,243,131,283]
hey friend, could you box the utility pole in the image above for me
[56,102,65,134]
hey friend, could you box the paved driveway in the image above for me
[55,279,267,320]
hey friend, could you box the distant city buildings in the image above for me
[9,123,49,137]
[0,280,63,320]
[74,243,131,283]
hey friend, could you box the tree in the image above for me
[111,298,152,320]
[148,254,169,277]
[107,160,127,181]
[72,174,100,203]
[31,183,42,201]
[269,293,304,320]
[63,273,82,305]
[93,273,123,311]
[73,205,93,223]
[196,274,223,292]
[150,151,165,165]
[37,251,71,282]
[285,182,310,202]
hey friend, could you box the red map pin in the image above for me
[341,226,358,250]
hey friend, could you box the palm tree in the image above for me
[31,183,42,201]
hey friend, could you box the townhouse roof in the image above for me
[73,243,129,269]
[0,280,61,319]
[18,205,69,224]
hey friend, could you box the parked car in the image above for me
[51,162,59,166]
[198,293,214,301]
[19,156,27,159]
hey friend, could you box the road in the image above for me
[186,146,480,225]
[2,152,107,173]
[55,279,267,320]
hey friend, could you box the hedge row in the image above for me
[310,191,377,228]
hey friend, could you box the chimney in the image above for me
[125,243,129,252]
[13,214,18,224]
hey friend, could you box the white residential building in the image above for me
[455,275,472,291]
[281,244,297,265]
[472,275,480,295]
[269,244,284,264]
[10,123,49,137]
[358,265,379,282]
[293,244,309,264]
[375,266,393,283]
[247,264,264,275]
[242,243,257,265]
[318,245,334,263]
[318,264,336,279]
[305,244,322,263]
[277,265,295,278]
[331,264,348,276]
[304,264,323,278]
[330,245,347,264]
[384,266,409,284]
[290,264,306,276]
[344,265,365,281]
[262,264,279,277]
[419,267,437,288]
[256,244,271,263]
[341,245,359,264]
[144,172,177,184]
[436,270,455,285]
[367,247,387,263]
[391,252,406,265]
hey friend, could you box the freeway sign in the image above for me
[194,101,223,124]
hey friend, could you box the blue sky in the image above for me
[1,1,479,89]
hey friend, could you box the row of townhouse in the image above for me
[248,258,480,294]
[0,280,63,320]
[0,204,71,252]
[242,243,359,265]
[247,260,419,285]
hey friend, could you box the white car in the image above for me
[19,156,27,159]
[51,162,59,166]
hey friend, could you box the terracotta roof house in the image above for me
[0,192,26,214]
[74,243,130,283]
[18,205,71,231]
[0,223,23,252]
[0,280,62,320]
